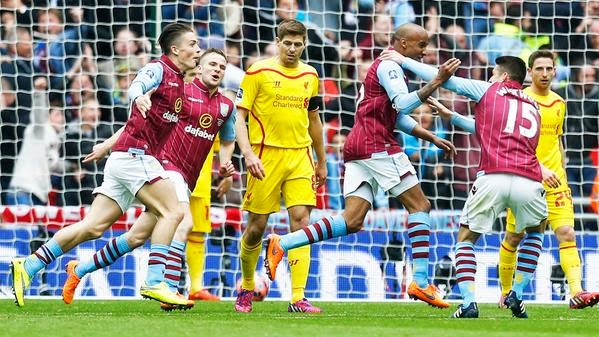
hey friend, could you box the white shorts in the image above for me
[460,173,548,234]
[164,170,191,203]
[93,150,167,212]
[344,152,418,204]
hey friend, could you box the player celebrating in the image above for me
[234,19,327,313]
[264,23,458,309]
[60,48,236,310]
[391,52,549,318]
[10,23,201,307]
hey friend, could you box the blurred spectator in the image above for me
[62,98,112,205]
[357,13,393,61]
[32,9,63,75]
[475,3,530,66]
[325,129,347,210]
[62,73,96,122]
[7,78,65,206]
[0,76,20,202]
[162,0,226,38]
[1,26,35,120]
[557,64,599,198]
[324,59,371,129]
[96,26,148,92]
[242,0,339,76]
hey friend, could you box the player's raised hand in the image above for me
[432,136,457,159]
[426,97,453,120]
[244,151,266,180]
[83,142,110,163]
[134,87,157,118]
[541,165,561,188]
[378,49,405,64]
[436,58,461,82]
[219,160,235,178]
[314,161,327,188]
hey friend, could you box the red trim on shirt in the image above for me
[245,68,318,80]
[249,110,266,158]
[536,99,563,108]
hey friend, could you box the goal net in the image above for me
[0,1,598,303]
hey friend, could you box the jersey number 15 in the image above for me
[503,98,539,138]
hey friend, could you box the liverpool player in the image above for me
[60,49,236,310]
[264,23,457,309]
[10,23,201,307]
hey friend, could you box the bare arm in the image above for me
[216,139,236,198]
[308,108,327,188]
[235,107,265,179]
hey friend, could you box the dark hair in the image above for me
[277,19,307,40]
[495,56,527,84]
[527,50,554,68]
[199,48,227,63]
[158,23,194,55]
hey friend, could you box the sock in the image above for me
[407,212,431,288]
[145,243,170,286]
[289,245,310,303]
[24,238,63,278]
[240,237,262,291]
[455,241,476,307]
[512,232,544,299]
[498,240,517,296]
[559,241,582,296]
[186,234,206,293]
[280,215,347,251]
[75,234,132,278]
[164,240,186,292]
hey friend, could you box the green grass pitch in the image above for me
[1,300,598,337]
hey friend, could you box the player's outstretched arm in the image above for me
[235,106,265,180]
[427,97,475,134]
[308,104,327,188]
[377,58,459,115]
[379,50,491,102]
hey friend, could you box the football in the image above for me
[236,273,270,301]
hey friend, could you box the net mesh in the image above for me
[0,1,598,302]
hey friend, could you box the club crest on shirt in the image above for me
[304,81,309,89]
[220,103,229,117]
[174,98,183,113]
[199,113,213,128]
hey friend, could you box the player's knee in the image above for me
[504,232,524,247]
[556,226,576,243]
[126,232,147,248]
[85,227,106,241]
[244,224,266,244]
[345,217,363,234]
[406,200,431,214]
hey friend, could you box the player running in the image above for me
[60,48,236,310]
[10,23,201,307]
[387,51,549,318]
[264,23,458,309]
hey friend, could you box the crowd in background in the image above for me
[1,1,598,226]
